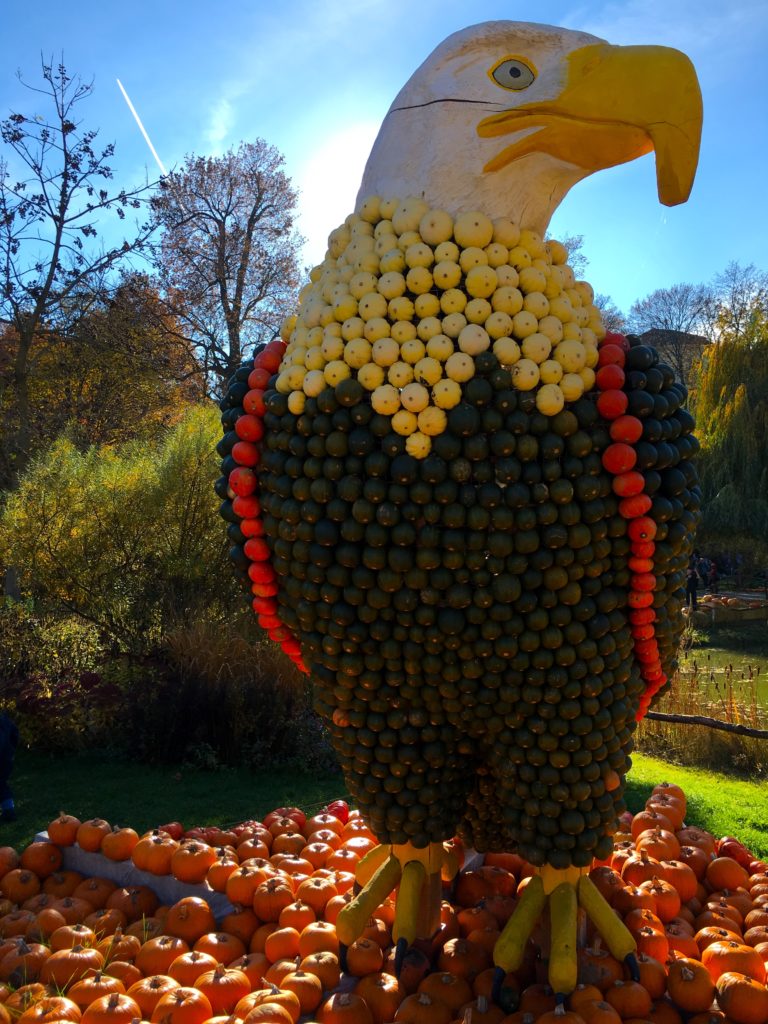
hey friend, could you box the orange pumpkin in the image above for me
[169,843,216,885]
[193,965,251,1016]
[0,939,51,983]
[638,877,682,923]
[126,975,180,1017]
[133,835,178,875]
[1,910,36,937]
[80,993,141,1024]
[106,885,158,923]
[241,1004,296,1024]
[253,878,296,924]
[280,968,323,1015]
[68,972,126,1011]
[207,854,239,894]
[317,991,373,1024]
[666,958,716,1014]
[356,972,405,1024]
[297,920,339,959]
[75,819,111,853]
[99,961,141,988]
[701,940,766,983]
[17,995,81,1024]
[715,971,768,1024]
[295,876,338,915]
[19,843,62,880]
[149,987,213,1024]
[47,815,81,847]
[345,937,384,977]
[95,929,140,964]
[73,877,117,911]
[1,871,41,905]
[83,907,127,939]
[100,828,138,863]
[263,926,300,964]
[241,984,300,1023]
[135,935,190,977]
[42,870,84,898]
[164,897,216,945]
[577,946,623,992]
[706,858,750,893]
[40,945,103,989]
[192,932,246,966]
[219,906,258,945]
[299,950,341,991]
[604,980,652,1020]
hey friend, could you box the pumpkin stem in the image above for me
[108,994,120,1008]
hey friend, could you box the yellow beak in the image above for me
[477,42,703,206]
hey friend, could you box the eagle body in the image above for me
[219,21,702,874]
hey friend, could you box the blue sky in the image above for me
[2,0,766,313]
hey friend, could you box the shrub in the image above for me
[0,405,239,654]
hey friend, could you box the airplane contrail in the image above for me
[116,78,168,177]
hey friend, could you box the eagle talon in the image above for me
[338,942,349,974]
[491,966,506,1005]
[394,936,408,978]
[625,953,641,983]
[336,840,458,951]
[492,866,638,997]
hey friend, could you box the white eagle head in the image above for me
[357,21,702,232]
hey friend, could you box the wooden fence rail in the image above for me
[644,711,768,740]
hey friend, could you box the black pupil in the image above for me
[508,65,522,78]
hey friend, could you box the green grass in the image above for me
[625,752,768,858]
[4,748,768,861]
[2,748,347,850]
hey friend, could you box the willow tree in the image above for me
[694,272,768,538]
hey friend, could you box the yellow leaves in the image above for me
[0,406,227,651]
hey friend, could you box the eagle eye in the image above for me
[490,57,536,91]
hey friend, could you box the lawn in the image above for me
[5,747,768,859]
[2,747,347,850]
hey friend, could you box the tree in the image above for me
[555,232,588,277]
[627,282,713,385]
[0,274,205,482]
[694,274,768,540]
[150,141,303,393]
[0,406,236,652]
[594,293,626,333]
[0,59,155,486]
[709,261,768,341]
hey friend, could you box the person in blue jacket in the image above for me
[0,712,19,822]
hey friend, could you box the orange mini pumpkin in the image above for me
[715,971,768,1024]
[163,897,216,945]
[75,819,111,853]
[46,815,81,848]
[19,843,62,880]
[667,958,716,1015]
[126,974,180,1017]
[149,987,212,1024]
[316,991,373,1024]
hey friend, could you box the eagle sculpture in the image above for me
[216,20,703,995]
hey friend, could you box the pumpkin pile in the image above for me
[0,784,767,1024]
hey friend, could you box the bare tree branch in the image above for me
[0,56,157,487]
[150,140,303,393]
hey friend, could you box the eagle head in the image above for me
[357,20,702,232]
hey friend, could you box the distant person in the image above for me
[0,712,18,822]
[707,561,719,594]
[686,559,699,610]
